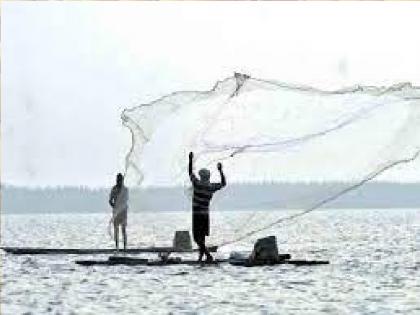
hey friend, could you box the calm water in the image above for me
[1,209,419,314]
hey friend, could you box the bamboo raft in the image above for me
[76,256,226,266]
[75,254,329,267]
[3,236,329,267]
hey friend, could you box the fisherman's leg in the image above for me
[198,241,205,262]
[203,236,213,262]
[114,224,119,250]
[202,215,213,261]
[194,233,204,262]
[122,224,127,251]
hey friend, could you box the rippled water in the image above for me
[1,209,419,314]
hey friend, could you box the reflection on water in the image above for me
[1,209,419,314]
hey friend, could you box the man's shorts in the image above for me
[113,208,127,226]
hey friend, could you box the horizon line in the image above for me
[2,180,420,190]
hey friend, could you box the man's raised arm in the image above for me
[217,162,226,187]
[188,152,196,182]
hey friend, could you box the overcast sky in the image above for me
[2,1,420,187]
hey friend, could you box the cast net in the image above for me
[121,73,420,248]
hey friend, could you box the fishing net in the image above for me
[121,73,420,248]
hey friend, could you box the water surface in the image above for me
[1,209,419,314]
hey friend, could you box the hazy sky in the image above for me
[3,1,420,187]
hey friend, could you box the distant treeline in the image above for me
[2,182,420,213]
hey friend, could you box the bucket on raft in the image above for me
[157,231,192,261]
[172,231,192,251]
[229,236,289,265]
[250,235,279,262]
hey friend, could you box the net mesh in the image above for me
[121,73,420,247]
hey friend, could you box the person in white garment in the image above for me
[109,173,129,251]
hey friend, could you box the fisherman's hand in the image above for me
[189,152,194,160]
[217,162,223,171]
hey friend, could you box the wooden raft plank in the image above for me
[1,246,218,255]
[76,256,227,266]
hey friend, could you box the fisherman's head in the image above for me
[198,168,210,183]
[116,173,124,187]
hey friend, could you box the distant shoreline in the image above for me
[2,182,420,214]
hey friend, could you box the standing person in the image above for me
[109,173,129,251]
[188,152,226,262]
